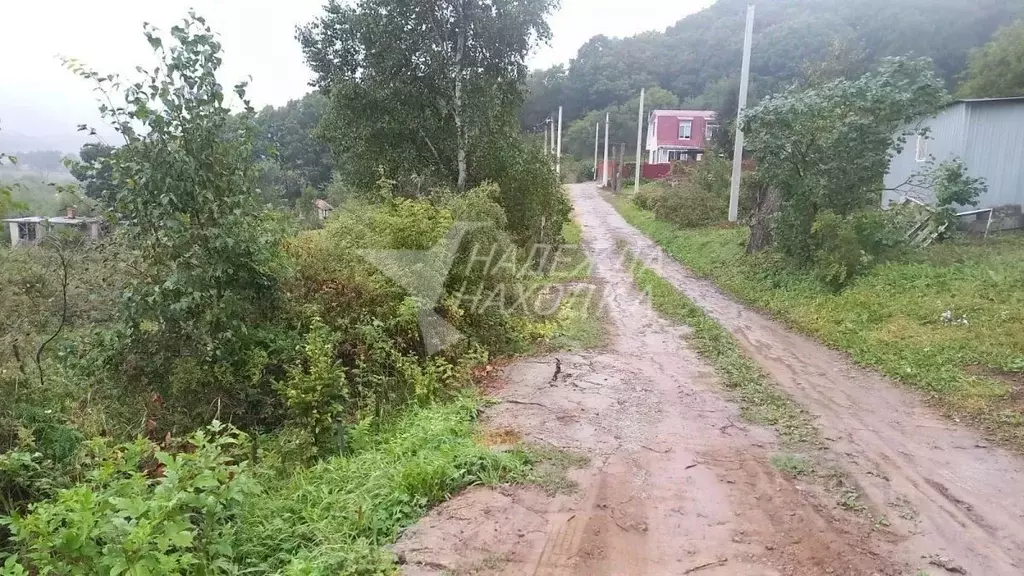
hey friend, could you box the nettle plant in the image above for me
[2,422,254,575]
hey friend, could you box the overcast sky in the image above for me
[0,0,713,152]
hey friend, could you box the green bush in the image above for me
[3,422,254,575]
[810,209,909,290]
[633,182,665,212]
[647,156,734,228]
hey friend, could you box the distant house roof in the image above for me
[2,217,46,223]
[49,216,102,224]
[650,109,717,118]
[954,96,1024,104]
[314,199,333,211]
[2,216,101,224]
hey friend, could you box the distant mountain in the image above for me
[523,0,1024,129]
[1,104,117,155]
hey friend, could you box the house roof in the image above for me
[2,217,46,223]
[650,109,717,118]
[955,96,1024,104]
[49,216,102,224]
[3,216,100,224]
[314,199,334,210]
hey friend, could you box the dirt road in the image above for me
[395,182,1024,575]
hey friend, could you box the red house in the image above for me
[646,109,718,163]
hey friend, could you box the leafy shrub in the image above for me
[633,182,665,212]
[4,422,254,575]
[743,57,948,264]
[277,318,347,457]
[931,158,987,237]
[649,156,734,228]
[811,209,908,290]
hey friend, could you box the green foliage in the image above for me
[235,396,532,575]
[645,156,734,228]
[4,422,254,575]
[958,20,1024,99]
[68,143,116,200]
[277,318,348,457]
[742,57,948,264]
[65,14,292,430]
[254,92,334,192]
[526,0,1019,129]
[930,158,988,238]
[611,195,1024,450]
[810,209,908,290]
[473,139,570,248]
[301,0,557,192]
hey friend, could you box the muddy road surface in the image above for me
[394,182,922,575]
[567,182,1024,574]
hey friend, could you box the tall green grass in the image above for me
[236,395,533,575]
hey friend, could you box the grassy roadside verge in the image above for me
[535,218,607,351]
[608,194,1024,449]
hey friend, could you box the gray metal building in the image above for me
[883,97,1024,220]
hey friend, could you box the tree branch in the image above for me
[36,242,71,390]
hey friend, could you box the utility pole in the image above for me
[728,4,755,222]
[602,113,610,186]
[634,87,646,195]
[593,123,600,181]
[550,117,556,156]
[543,123,549,156]
[556,106,563,176]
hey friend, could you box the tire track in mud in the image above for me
[394,183,903,576]
[578,182,1024,574]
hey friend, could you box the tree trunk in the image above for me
[746,183,779,254]
[453,1,468,192]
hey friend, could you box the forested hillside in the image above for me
[524,0,1024,146]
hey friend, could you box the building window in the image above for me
[915,135,929,162]
[679,120,692,140]
[17,223,36,242]
[706,123,719,142]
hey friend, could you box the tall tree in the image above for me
[958,20,1024,99]
[297,0,557,191]
[66,13,287,423]
[69,143,116,200]
[253,92,334,190]
[742,58,948,263]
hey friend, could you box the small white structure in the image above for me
[314,199,334,220]
[4,208,104,248]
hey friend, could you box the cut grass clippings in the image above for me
[619,244,818,448]
[608,194,1024,450]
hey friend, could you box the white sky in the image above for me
[0,0,713,152]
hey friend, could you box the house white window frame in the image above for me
[705,123,718,142]
[678,119,693,140]
[915,135,929,162]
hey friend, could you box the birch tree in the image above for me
[298,0,556,192]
